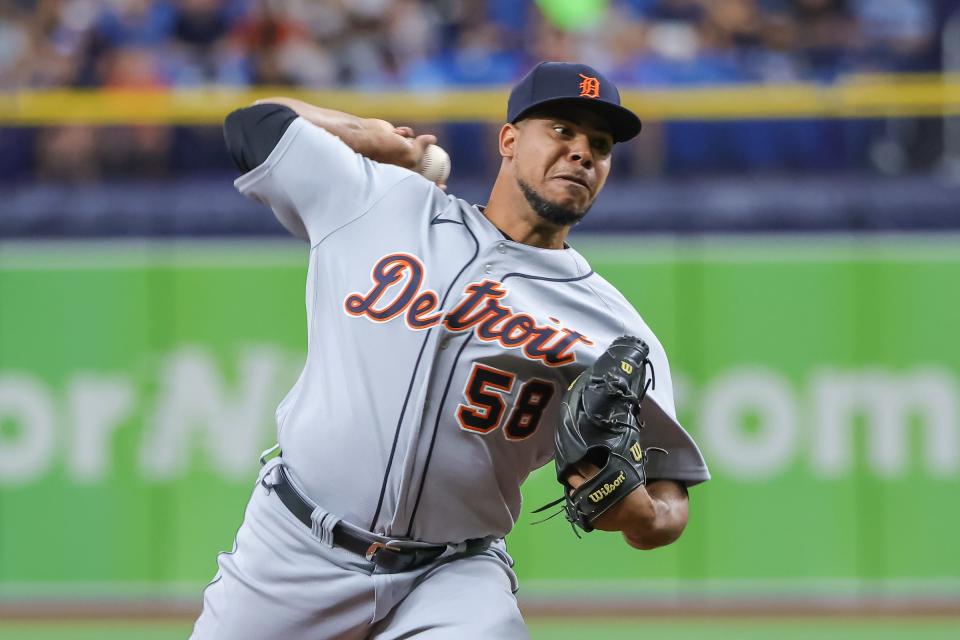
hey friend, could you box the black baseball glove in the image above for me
[534,336,666,534]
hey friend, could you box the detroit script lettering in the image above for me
[344,253,593,366]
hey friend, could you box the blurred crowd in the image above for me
[2,0,958,91]
[2,0,960,185]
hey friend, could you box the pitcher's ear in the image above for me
[500,123,518,158]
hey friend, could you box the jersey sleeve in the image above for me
[232,116,414,243]
[223,104,298,174]
[593,282,711,486]
[639,337,710,486]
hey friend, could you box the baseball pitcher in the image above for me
[192,61,709,639]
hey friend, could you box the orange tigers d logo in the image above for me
[578,74,601,98]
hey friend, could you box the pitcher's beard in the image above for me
[518,178,591,227]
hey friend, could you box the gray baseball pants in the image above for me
[190,459,528,639]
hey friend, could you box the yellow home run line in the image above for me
[2,73,960,125]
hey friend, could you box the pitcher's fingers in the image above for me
[566,471,587,491]
[411,134,437,153]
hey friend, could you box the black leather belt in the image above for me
[271,466,491,573]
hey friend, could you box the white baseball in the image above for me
[419,144,451,184]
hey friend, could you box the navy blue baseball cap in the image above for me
[507,62,642,143]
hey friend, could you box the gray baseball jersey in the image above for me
[235,117,710,545]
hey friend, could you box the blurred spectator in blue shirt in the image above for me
[788,0,856,81]
[851,0,936,72]
[92,0,176,48]
[402,1,522,87]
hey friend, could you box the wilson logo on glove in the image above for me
[587,471,626,504]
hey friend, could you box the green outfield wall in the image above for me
[1,237,958,600]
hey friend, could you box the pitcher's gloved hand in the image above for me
[534,336,667,534]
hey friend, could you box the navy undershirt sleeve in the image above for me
[223,103,298,173]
